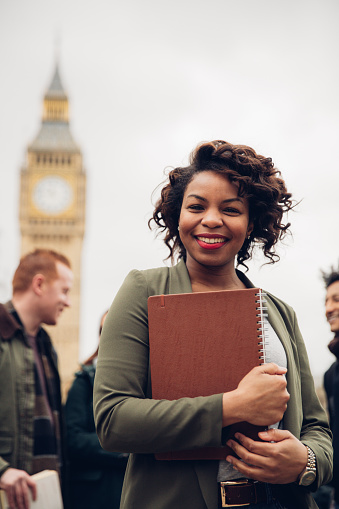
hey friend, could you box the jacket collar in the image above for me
[0,301,22,340]
[0,301,50,347]
[168,259,192,294]
[169,260,256,293]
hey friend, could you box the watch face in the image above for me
[299,470,316,486]
[33,176,73,214]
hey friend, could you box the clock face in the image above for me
[33,176,73,214]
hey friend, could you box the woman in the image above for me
[65,311,128,509]
[93,140,332,509]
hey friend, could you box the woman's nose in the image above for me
[201,210,223,228]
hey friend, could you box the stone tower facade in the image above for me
[19,65,86,395]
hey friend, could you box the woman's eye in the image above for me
[188,204,204,211]
[224,208,241,215]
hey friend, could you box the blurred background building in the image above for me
[19,64,86,394]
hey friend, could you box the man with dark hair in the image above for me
[0,249,73,509]
[323,264,339,508]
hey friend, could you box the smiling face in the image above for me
[178,171,252,275]
[325,280,339,333]
[40,261,73,326]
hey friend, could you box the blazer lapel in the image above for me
[168,259,192,294]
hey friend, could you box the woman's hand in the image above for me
[225,428,308,484]
[222,363,289,427]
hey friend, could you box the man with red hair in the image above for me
[0,249,73,509]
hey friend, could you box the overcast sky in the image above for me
[0,0,338,382]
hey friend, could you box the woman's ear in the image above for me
[247,222,254,237]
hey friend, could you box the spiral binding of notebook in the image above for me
[256,290,268,365]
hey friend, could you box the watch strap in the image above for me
[298,445,317,485]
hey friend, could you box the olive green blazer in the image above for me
[94,260,332,509]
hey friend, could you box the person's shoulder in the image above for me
[324,360,338,379]
[0,301,13,321]
[73,364,95,385]
[79,364,95,379]
[324,360,338,397]
[129,265,171,280]
[122,266,170,299]
[124,261,185,295]
[0,301,21,339]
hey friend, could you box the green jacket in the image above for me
[94,261,333,509]
[0,302,64,477]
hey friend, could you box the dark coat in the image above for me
[65,364,128,509]
[324,360,339,501]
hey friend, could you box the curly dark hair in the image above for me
[321,263,339,289]
[149,140,294,268]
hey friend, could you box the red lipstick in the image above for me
[195,234,227,250]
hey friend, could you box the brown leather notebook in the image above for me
[148,288,267,460]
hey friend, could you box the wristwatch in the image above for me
[298,445,317,486]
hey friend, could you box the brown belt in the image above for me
[218,480,268,507]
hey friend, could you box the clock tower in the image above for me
[19,64,86,396]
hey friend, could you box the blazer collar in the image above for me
[169,262,257,295]
[168,259,192,294]
[0,302,22,340]
[0,301,53,350]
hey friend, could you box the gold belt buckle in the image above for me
[220,480,251,507]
